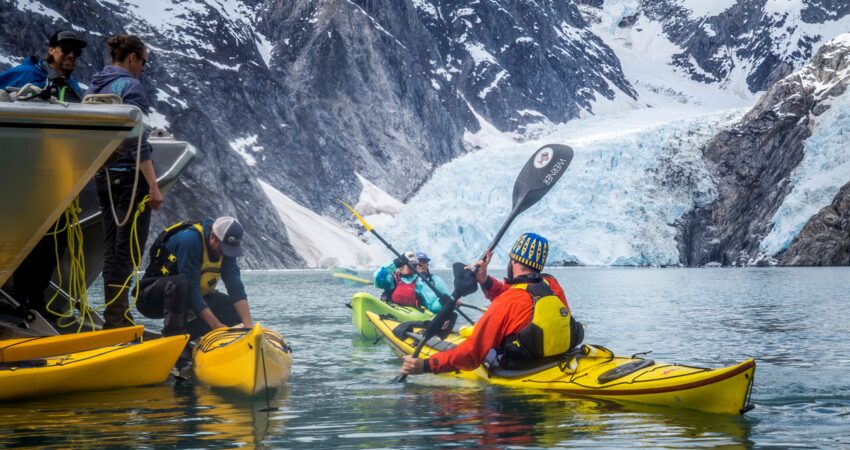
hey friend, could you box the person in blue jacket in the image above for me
[86,34,164,329]
[136,217,254,339]
[1,30,86,318]
[0,29,86,101]
[374,250,450,313]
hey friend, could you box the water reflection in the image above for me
[193,385,291,448]
[0,382,290,449]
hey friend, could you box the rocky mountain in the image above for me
[607,0,850,94]
[2,0,850,268]
[678,35,850,266]
[1,0,639,268]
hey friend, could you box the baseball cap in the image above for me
[415,251,430,263]
[212,216,243,257]
[403,251,419,266]
[49,30,87,49]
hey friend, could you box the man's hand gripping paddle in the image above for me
[394,144,574,382]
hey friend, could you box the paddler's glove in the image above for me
[393,256,408,268]
[452,262,478,298]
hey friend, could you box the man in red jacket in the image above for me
[401,233,583,375]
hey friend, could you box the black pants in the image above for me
[96,170,150,327]
[136,275,241,340]
[96,170,151,287]
[10,216,68,315]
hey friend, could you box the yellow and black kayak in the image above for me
[193,323,292,396]
[366,311,756,415]
[0,325,144,363]
[0,333,188,402]
[349,292,433,340]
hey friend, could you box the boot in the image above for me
[103,283,134,329]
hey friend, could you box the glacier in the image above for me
[760,88,850,255]
[373,109,744,269]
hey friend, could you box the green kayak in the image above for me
[348,292,433,340]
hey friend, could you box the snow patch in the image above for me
[681,0,736,18]
[146,108,170,130]
[354,173,405,230]
[478,69,509,99]
[465,42,498,66]
[259,180,379,268]
[462,100,516,149]
[255,32,274,68]
[0,53,17,67]
[14,0,64,22]
[155,88,188,109]
[229,135,263,166]
[591,3,755,111]
[411,0,438,19]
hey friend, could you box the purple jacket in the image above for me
[86,66,152,165]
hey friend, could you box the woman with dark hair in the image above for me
[86,34,164,329]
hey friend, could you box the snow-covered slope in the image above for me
[260,180,382,268]
[599,0,850,94]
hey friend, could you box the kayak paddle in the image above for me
[330,267,373,286]
[398,143,574,382]
[338,202,478,329]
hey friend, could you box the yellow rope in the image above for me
[101,194,150,326]
[44,197,90,332]
[43,194,150,332]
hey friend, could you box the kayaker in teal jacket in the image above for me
[374,250,450,313]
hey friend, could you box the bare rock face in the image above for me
[781,182,850,265]
[678,37,850,266]
[0,0,638,267]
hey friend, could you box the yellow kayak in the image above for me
[0,325,144,363]
[193,324,292,396]
[0,333,188,402]
[366,311,756,415]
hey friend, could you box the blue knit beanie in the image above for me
[509,233,548,271]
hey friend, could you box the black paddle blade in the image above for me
[512,144,574,216]
[481,144,574,257]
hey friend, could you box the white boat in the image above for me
[0,98,195,338]
[0,101,140,287]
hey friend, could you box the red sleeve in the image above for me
[482,276,509,300]
[428,289,533,373]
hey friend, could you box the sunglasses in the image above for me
[59,44,83,57]
[137,53,148,67]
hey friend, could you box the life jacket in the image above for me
[499,279,578,364]
[389,271,419,307]
[144,221,222,296]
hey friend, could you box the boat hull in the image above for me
[193,324,292,396]
[0,333,188,402]
[350,292,432,340]
[0,102,139,286]
[0,325,143,362]
[366,311,755,415]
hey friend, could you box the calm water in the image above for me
[1,268,849,449]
